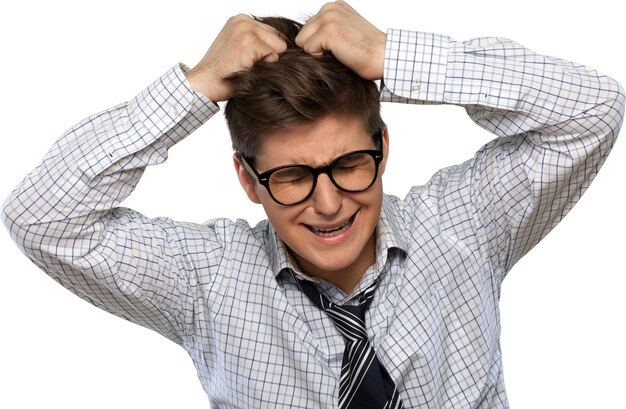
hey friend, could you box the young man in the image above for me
[2,1,624,408]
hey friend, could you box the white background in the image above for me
[1,0,624,408]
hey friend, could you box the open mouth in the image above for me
[305,213,357,237]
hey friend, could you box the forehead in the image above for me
[255,116,374,170]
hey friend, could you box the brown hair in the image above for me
[224,16,384,160]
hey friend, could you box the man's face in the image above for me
[235,115,389,292]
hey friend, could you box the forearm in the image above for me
[382,29,625,273]
[1,65,218,342]
[381,29,624,142]
[3,65,216,244]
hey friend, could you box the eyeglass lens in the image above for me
[268,151,378,205]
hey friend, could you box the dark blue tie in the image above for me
[298,277,403,409]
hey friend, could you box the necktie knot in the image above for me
[298,278,378,342]
[295,274,403,409]
[327,304,368,341]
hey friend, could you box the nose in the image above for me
[310,173,342,215]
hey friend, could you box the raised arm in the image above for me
[1,16,287,346]
[381,30,624,276]
[297,1,624,280]
[1,66,218,345]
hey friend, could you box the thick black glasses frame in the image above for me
[240,130,384,206]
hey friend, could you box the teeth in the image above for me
[309,215,354,237]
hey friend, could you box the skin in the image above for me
[186,1,387,102]
[185,1,388,293]
[295,1,386,81]
[235,117,389,294]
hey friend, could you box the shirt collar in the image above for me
[268,194,409,279]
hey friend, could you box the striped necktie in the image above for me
[298,277,403,409]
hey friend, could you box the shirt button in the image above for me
[167,104,179,116]
[411,83,421,92]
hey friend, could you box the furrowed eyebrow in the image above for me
[271,166,310,178]
[269,146,379,171]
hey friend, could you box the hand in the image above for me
[186,15,287,102]
[295,1,386,80]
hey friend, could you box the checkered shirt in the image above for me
[3,29,624,408]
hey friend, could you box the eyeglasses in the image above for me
[239,130,384,206]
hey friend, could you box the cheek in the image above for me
[354,181,383,207]
[354,187,384,228]
[261,200,301,232]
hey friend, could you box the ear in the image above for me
[233,154,262,204]
[379,126,390,175]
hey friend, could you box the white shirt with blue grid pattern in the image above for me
[3,29,624,408]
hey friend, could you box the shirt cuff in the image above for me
[129,64,219,148]
[381,29,450,103]
[81,65,219,178]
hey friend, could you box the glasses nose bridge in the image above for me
[310,163,341,192]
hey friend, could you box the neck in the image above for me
[290,236,376,295]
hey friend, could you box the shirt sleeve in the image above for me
[381,29,625,279]
[2,64,220,347]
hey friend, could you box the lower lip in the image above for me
[305,211,359,247]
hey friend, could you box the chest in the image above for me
[197,233,501,408]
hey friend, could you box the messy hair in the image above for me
[224,16,384,159]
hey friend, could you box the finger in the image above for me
[296,1,351,51]
[261,51,280,63]
[296,1,339,47]
[297,30,328,56]
[253,23,288,54]
[245,44,283,69]
[228,15,287,55]
[295,16,318,48]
